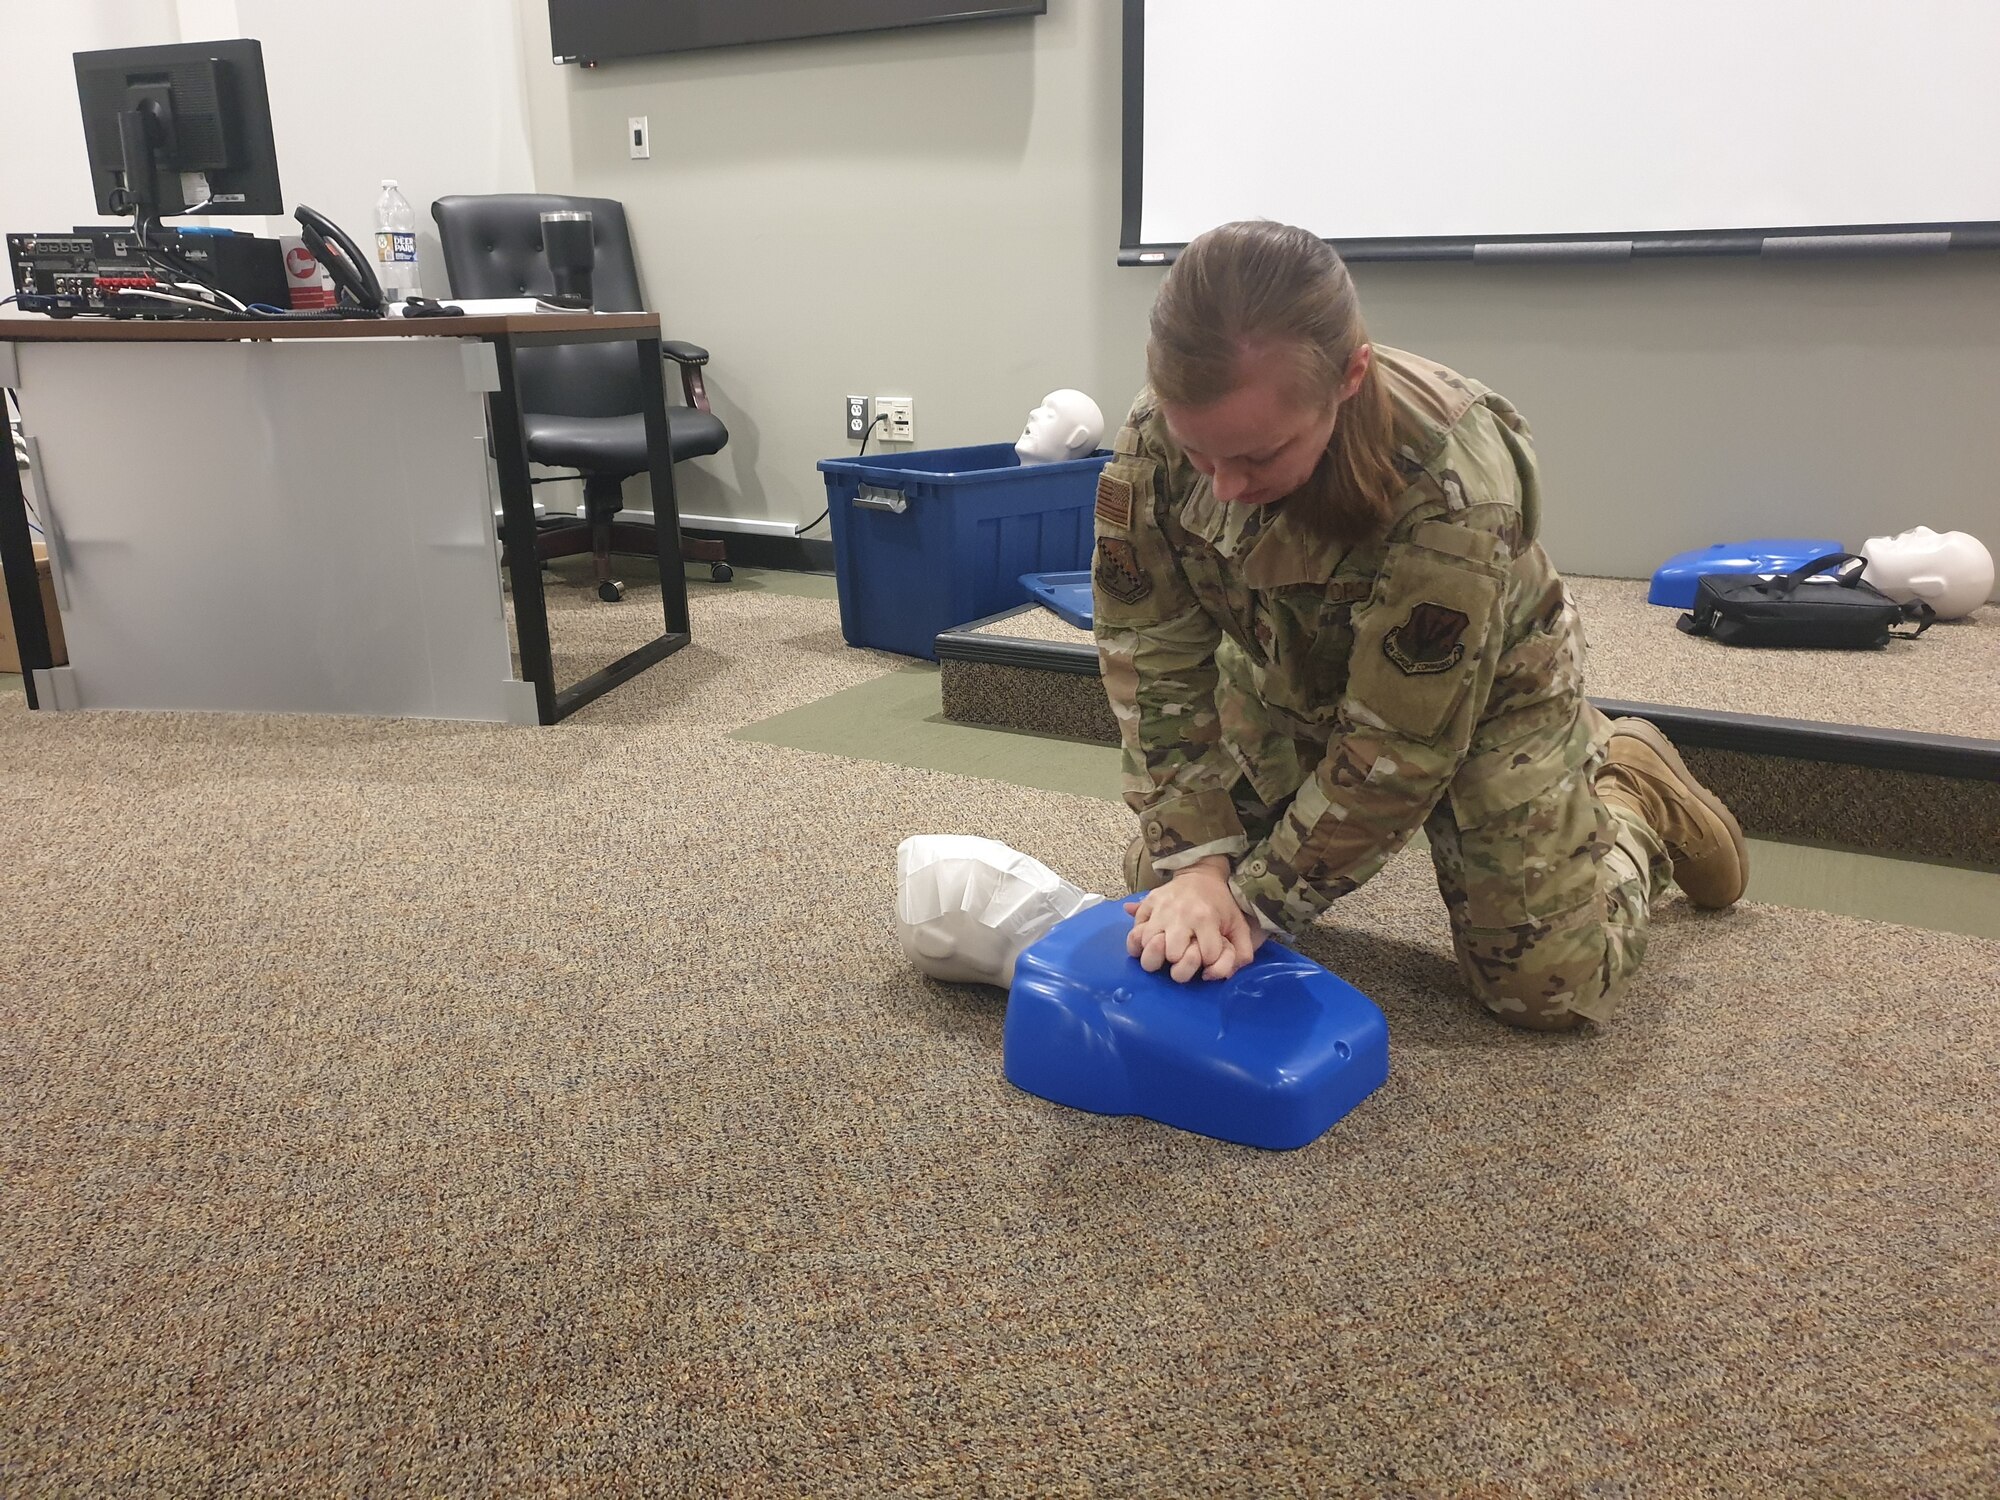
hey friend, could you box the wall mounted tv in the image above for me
[548,1,1047,65]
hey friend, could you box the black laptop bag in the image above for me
[1677,553,1935,648]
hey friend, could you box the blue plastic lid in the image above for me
[1648,537,1845,608]
[1019,570,1093,630]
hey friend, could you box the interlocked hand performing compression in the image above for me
[1123,855,1267,984]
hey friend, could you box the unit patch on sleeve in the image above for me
[1382,601,1469,675]
[1093,536,1152,605]
[1094,471,1134,530]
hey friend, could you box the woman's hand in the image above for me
[1125,855,1267,983]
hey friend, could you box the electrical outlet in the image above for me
[845,394,871,440]
[628,116,650,159]
[877,396,914,444]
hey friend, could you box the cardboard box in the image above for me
[280,235,336,311]
[0,540,68,673]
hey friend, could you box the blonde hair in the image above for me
[1146,220,1400,544]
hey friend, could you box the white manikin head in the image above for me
[1015,389,1106,466]
[1860,527,1994,620]
[895,835,1104,987]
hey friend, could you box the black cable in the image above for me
[800,412,889,535]
[105,289,257,320]
[249,303,386,322]
[137,239,232,300]
[135,238,384,321]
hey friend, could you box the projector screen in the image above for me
[1122,0,2000,261]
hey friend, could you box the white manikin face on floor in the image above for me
[895,835,1104,988]
[1860,527,1995,620]
[1015,389,1106,467]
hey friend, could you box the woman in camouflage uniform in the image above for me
[1096,220,1746,1030]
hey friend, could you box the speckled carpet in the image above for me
[2,579,1995,1497]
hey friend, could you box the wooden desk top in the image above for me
[0,310,659,342]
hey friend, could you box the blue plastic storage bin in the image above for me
[816,443,1109,660]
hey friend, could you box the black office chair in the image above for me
[431,193,732,597]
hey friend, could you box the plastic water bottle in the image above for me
[373,179,422,303]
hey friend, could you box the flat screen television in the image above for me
[549,1,1047,65]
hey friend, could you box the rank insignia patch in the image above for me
[1094,537,1151,605]
[1382,601,1469,675]
[1095,472,1134,530]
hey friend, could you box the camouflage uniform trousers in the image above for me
[1123,754,1673,1031]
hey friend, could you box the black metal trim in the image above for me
[935,607,1100,675]
[936,631,1099,674]
[1119,0,1146,258]
[1592,699,2000,782]
[945,603,1045,635]
[934,622,2000,780]
[1121,222,2000,268]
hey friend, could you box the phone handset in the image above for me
[293,205,386,314]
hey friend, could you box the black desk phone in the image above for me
[294,204,384,313]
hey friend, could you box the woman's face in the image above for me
[1161,344,1370,507]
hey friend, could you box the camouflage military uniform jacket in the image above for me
[1093,346,1601,935]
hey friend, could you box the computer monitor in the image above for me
[74,39,283,241]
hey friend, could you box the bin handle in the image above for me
[853,484,908,515]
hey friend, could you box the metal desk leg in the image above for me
[0,379,51,712]
[637,336,692,638]
[536,338,691,723]
[488,334,559,725]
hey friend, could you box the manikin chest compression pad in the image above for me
[1004,899,1389,1151]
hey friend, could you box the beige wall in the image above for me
[4,2,539,303]
[516,0,1999,581]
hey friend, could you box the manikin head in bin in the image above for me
[1015,389,1106,466]
[1859,527,1994,621]
[895,836,1103,987]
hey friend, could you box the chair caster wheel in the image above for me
[598,580,624,602]
[710,562,734,583]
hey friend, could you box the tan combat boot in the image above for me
[1596,718,1749,909]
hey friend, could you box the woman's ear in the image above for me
[1338,343,1373,402]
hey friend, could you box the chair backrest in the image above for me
[431,193,647,420]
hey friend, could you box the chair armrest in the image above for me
[660,340,712,411]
